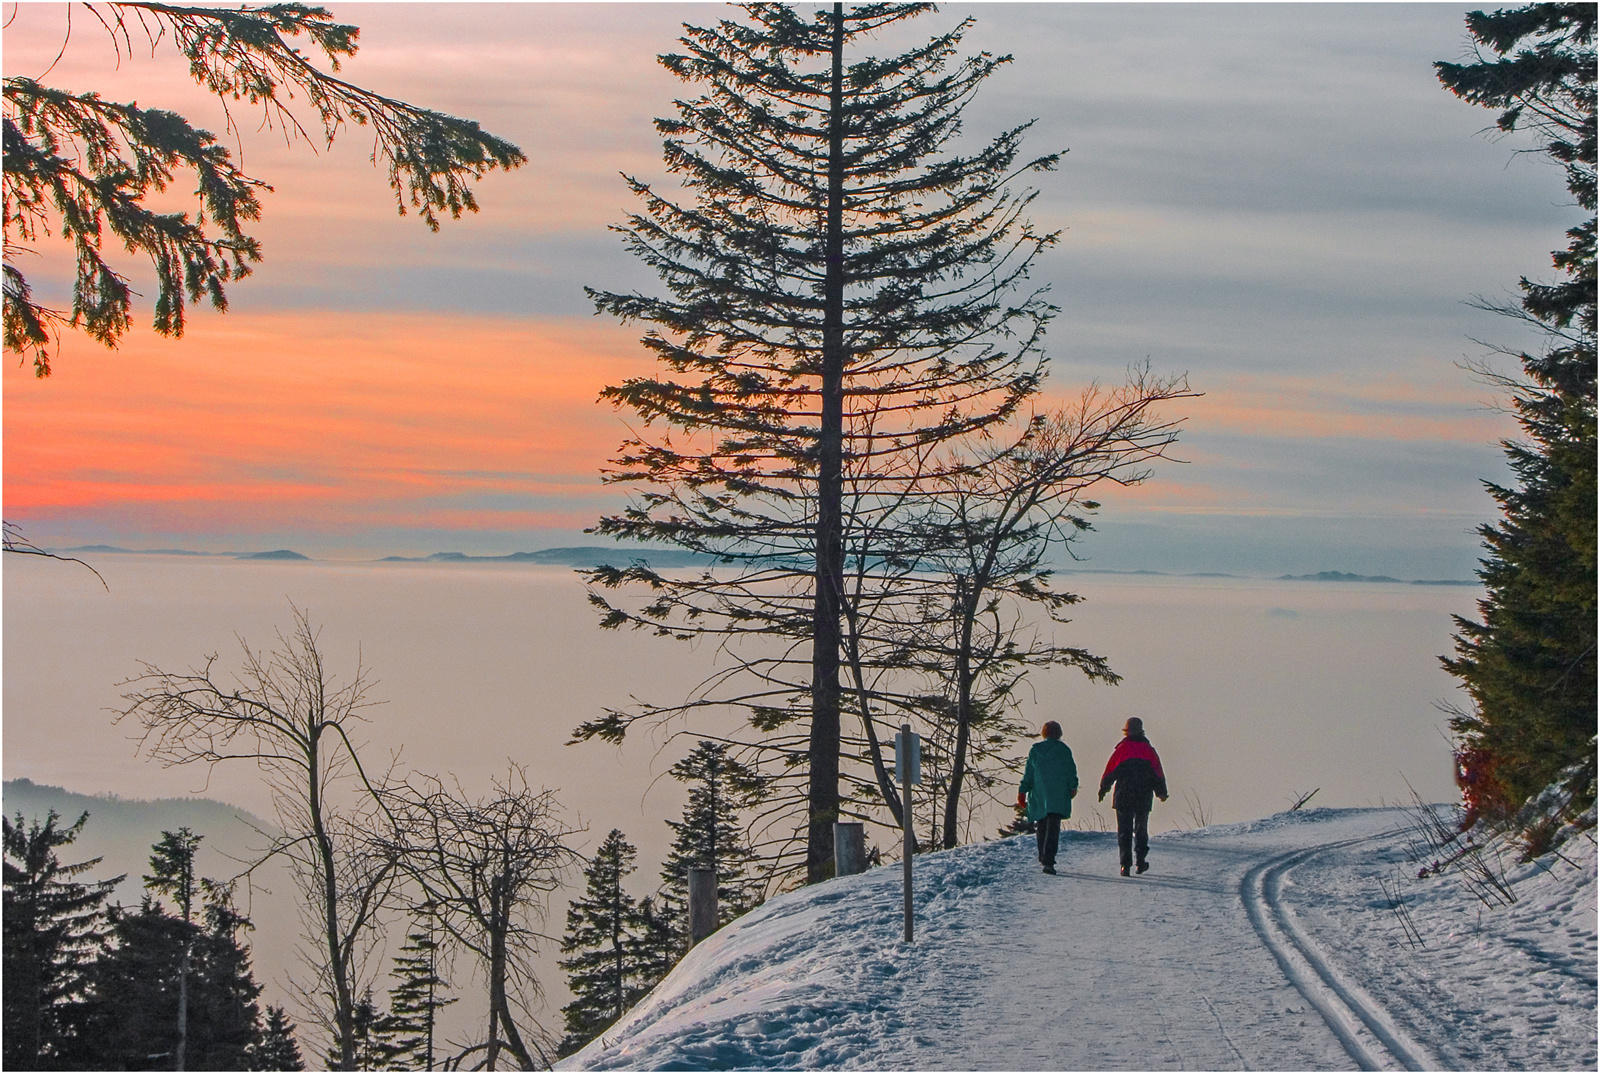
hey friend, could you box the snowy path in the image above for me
[560,808,1597,1071]
[887,812,1396,1071]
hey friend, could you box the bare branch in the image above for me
[1,521,108,589]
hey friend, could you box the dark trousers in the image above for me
[1116,807,1149,868]
[1035,813,1063,867]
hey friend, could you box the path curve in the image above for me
[565,808,1591,1071]
[1241,836,1440,1072]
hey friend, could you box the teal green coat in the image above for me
[1021,738,1078,821]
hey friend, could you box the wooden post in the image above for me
[688,866,717,947]
[834,821,865,877]
[897,722,920,943]
[902,766,914,942]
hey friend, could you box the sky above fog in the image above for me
[2,3,1574,575]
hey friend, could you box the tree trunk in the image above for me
[808,0,847,885]
[176,937,190,1071]
[424,926,437,1071]
[612,868,624,1019]
[485,872,533,1071]
[176,848,193,1072]
[943,580,977,848]
[486,877,505,1072]
[495,987,534,1071]
[308,721,357,1070]
[844,603,904,826]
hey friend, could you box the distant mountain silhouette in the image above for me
[1280,570,1403,583]
[379,546,717,567]
[55,545,236,556]
[53,545,308,559]
[1278,570,1475,586]
[38,545,1479,585]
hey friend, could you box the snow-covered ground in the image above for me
[559,807,1596,1071]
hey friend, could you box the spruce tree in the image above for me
[322,989,390,1071]
[580,2,1062,883]
[631,895,679,997]
[371,915,455,1071]
[349,991,381,1071]
[1437,3,1597,819]
[2,811,121,1070]
[190,886,269,1072]
[251,1007,305,1072]
[85,899,190,1069]
[557,830,655,1057]
[144,828,202,1071]
[653,741,766,957]
[83,877,267,1070]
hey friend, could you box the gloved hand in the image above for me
[1097,790,1105,802]
[1015,792,1027,810]
[1158,795,1168,803]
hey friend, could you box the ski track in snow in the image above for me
[1241,836,1439,1071]
[560,808,1597,1071]
[1276,822,1598,1072]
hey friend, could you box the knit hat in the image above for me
[1124,717,1144,736]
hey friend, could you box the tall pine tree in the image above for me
[324,990,385,1071]
[557,831,657,1057]
[191,888,269,1072]
[580,2,1062,883]
[653,741,766,958]
[2,811,121,1070]
[370,913,455,1071]
[1437,3,1597,820]
[630,895,679,1001]
[251,1006,305,1072]
[144,828,203,1071]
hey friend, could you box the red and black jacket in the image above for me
[1098,734,1167,812]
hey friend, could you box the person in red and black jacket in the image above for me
[1097,717,1168,876]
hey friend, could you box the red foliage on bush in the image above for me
[1455,745,1510,829]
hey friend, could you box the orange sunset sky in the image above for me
[3,3,1570,575]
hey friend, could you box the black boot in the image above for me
[1120,864,1130,876]
[1136,861,1149,874]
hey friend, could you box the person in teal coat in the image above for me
[1017,721,1078,874]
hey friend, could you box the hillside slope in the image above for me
[561,808,1595,1071]
[3,779,278,898]
[2,780,301,1012]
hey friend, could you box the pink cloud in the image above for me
[4,310,648,530]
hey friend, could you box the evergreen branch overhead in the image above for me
[3,1,525,375]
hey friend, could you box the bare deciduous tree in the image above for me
[380,766,576,1072]
[118,606,397,1071]
[913,369,1197,846]
[821,369,1195,850]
